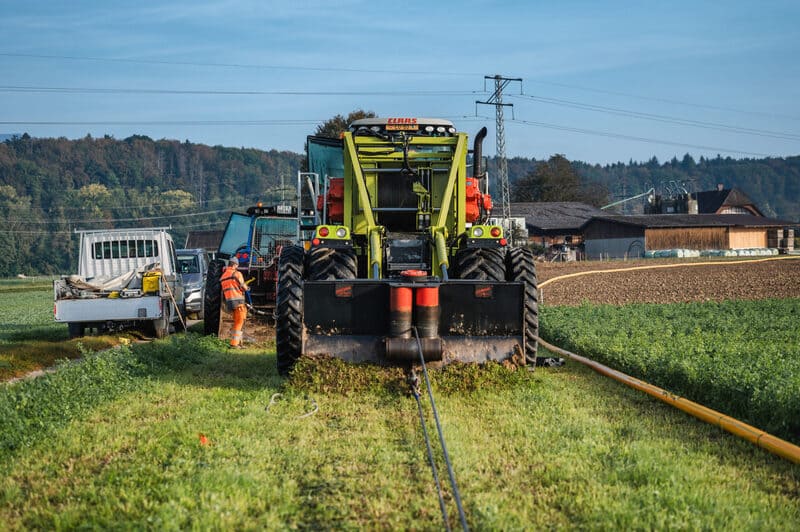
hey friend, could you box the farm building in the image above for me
[512,202,604,248]
[695,187,763,215]
[582,214,794,259]
[645,186,763,216]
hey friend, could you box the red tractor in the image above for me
[203,202,314,335]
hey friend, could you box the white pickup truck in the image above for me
[54,228,185,338]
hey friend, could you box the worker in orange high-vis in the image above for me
[220,256,250,348]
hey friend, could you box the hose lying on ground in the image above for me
[537,337,800,465]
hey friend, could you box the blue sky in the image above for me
[1,0,799,164]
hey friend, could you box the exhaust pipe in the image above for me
[472,127,488,178]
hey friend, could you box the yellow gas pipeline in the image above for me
[537,337,800,464]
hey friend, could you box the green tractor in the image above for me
[276,118,538,375]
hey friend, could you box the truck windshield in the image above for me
[177,255,200,274]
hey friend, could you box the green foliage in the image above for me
[511,154,610,206]
[313,109,376,139]
[540,298,800,441]
[0,136,303,276]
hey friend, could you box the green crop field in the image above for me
[1,288,799,528]
[541,299,800,442]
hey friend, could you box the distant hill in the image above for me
[0,133,797,276]
[0,134,302,276]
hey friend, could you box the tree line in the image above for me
[0,134,302,276]
[1,129,797,276]
[497,153,800,219]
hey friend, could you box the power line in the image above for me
[171,220,228,229]
[44,197,239,214]
[509,118,774,158]
[0,119,323,126]
[521,79,800,122]
[0,220,229,234]
[1,117,491,127]
[9,207,238,224]
[2,51,793,121]
[510,93,800,141]
[0,52,483,77]
[0,85,485,97]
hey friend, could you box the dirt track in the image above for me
[536,256,800,306]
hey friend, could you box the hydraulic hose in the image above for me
[537,337,800,464]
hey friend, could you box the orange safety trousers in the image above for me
[230,305,247,346]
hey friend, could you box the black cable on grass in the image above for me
[413,326,469,532]
[409,369,451,532]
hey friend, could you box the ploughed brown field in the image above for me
[536,256,800,306]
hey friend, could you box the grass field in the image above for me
[1,322,799,527]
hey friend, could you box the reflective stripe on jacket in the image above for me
[220,266,246,302]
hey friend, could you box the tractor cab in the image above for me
[218,203,300,272]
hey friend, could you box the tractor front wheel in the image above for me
[453,247,506,281]
[276,245,306,376]
[203,259,225,336]
[506,246,539,363]
[305,247,357,280]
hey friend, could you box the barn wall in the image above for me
[585,238,645,259]
[728,228,767,249]
[645,227,727,250]
[583,220,644,239]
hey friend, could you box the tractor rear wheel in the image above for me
[306,247,357,280]
[453,247,506,281]
[506,246,539,363]
[203,259,225,336]
[276,245,305,376]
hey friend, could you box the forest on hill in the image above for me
[0,132,798,276]
[0,134,301,276]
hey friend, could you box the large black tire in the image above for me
[67,322,85,339]
[276,246,305,376]
[305,247,357,281]
[506,247,539,363]
[453,247,506,281]
[203,259,225,336]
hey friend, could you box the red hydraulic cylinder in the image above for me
[415,285,440,338]
[389,285,413,338]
